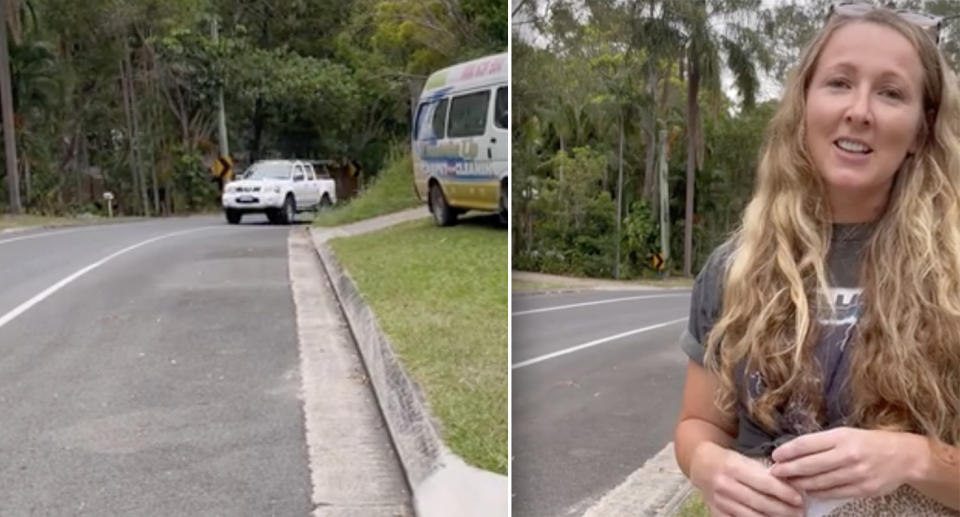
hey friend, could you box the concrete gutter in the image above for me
[581,442,695,517]
[309,226,507,517]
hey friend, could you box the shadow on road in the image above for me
[227,218,313,227]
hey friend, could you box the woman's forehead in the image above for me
[815,22,924,85]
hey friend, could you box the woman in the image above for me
[674,4,960,517]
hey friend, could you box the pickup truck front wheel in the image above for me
[429,183,457,227]
[225,208,242,225]
[278,195,296,225]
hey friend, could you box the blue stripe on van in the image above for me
[421,156,469,164]
[437,174,499,182]
[423,87,454,102]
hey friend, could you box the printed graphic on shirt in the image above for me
[746,286,862,408]
[822,287,861,326]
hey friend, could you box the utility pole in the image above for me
[658,129,670,277]
[0,6,20,213]
[212,17,229,186]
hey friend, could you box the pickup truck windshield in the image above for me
[243,162,290,180]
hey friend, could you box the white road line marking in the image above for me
[0,226,220,330]
[512,294,689,316]
[511,317,689,369]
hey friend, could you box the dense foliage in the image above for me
[0,0,507,215]
[514,0,960,277]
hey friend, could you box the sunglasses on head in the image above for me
[828,2,956,45]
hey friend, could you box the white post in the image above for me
[658,129,670,277]
[103,191,114,218]
[212,17,229,186]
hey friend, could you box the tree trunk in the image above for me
[124,42,149,216]
[3,0,19,45]
[615,112,624,279]
[23,154,29,204]
[643,64,658,205]
[120,55,142,215]
[149,66,160,214]
[558,134,564,181]
[525,199,533,254]
[684,47,700,277]
[0,5,20,213]
[250,96,264,162]
[74,127,81,204]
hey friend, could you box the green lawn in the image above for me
[328,218,508,474]
[313,152,421,226]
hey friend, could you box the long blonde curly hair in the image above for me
[704,8,960,447]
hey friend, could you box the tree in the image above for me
[674,0,773,275]
[1,0,21,212]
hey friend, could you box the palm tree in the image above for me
[1,0,20,212]
[675,0,772,275]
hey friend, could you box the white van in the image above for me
[412,53,508,226]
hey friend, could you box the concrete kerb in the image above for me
[581,442,695,517]
[309,231,508,517]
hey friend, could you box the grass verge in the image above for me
[0,214,123,231]
[328,216,507,474]
[634,276,695,288]
[512,271,694,293]
[512,279,579,293]
[313,152,421,227]
[675,491,709,517]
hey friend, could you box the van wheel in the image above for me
[226,209,242,225]
[429,183,457,226]
[498,183,508,227]
[279,195,296,225]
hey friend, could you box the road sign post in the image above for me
[211,155,233,190]
[652,252,665,276]
[103,191,114,218]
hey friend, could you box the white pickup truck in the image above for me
[221,159,337,224]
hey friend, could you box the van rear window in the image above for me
[495,86,508,129]
[448,91,490,138]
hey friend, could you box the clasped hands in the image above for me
[691,427,921,517]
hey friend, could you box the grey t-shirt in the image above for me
[680,224,873,457]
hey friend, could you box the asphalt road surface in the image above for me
[511,289,693,517]
[0,216,316,516]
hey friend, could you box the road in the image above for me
[0,216,400,516]
[511,289,693,517]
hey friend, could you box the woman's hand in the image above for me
[770,427,923,499]
[690,441,805,517]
